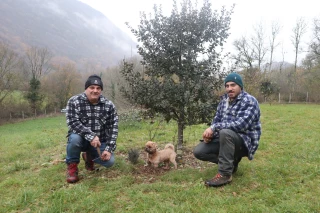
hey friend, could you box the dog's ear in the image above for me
[149,141,156,148]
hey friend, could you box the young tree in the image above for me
[25,77,43,114]
[121,0,233,148]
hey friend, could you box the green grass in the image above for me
[0,104,320,212]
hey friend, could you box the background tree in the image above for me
[121,0,234,148]
[24,46,52,113]
[289,17,307,101]
[232,34,263,97]
[43,62,81,110]
[0,42,21,104]
[268,21,282,72]
[309,17,320,57]
[232,36,255,70]
[300,17,320,102]
[251,22,268,71]
[292,17,308,73]
[260,79,278,103]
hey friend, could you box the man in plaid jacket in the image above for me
[65,74,119,183]
[193,72,261,187]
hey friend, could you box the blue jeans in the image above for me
[66,133,115,168]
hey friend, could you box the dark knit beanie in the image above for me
[85,74,103,90]
[224,73,243,89]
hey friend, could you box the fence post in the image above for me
[289,93,291,103]
[278,93,281,103]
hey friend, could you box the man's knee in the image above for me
[193,143,204,159]
[219,129,239,145]
[100,155,115,168]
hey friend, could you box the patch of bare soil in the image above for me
[112,147,209,184]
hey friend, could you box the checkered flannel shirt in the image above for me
[66,93,119,153]
[210,91,261,160]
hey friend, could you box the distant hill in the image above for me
[0,0,137,68]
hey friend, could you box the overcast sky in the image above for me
[78,0,320,64]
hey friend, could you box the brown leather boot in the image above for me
[82,152,95,171]
[66,163,79,183]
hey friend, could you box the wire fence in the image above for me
[0,94,319,126]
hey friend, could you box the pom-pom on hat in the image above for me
[224,72,243,89]
[85,74,103,90]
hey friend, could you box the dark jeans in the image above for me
[193,129,248,176]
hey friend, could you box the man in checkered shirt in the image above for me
[65,74,119,183]
[193,72,261,187]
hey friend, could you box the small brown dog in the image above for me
[145,141,177,169]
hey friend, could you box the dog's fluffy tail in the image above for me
[164,143,175,150]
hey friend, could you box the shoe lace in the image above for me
[212,173,223,181]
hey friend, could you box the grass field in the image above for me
[0,104,319,213]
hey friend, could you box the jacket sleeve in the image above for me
[104,103,119,153]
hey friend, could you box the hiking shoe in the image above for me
[82,152,95,171]
[205,173,232,187]
[66,163,79,183]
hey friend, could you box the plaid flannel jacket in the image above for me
[66,93,119,153]
[210,91,261,160]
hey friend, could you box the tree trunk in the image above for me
[177,120,184,150]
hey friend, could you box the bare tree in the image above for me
[289,18,307,101]
[269,21,282,72]
[43,62,81,110]
[310,17,320,57]
[0,43,20,104]
[251,22,268,71]
[232,22,268,72]
[279,43,286,73]
[291,17,308,72]
[25,46,52,79]
[232,36,255,69]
